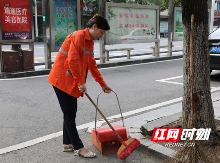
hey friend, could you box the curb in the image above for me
[128,112,181,161]
[128,132,175,160]
[0,55,183,79]
[0,69,51,79]
[97,55,183,68]
[139,141,171,160]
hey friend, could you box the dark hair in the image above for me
[87,14,110,30]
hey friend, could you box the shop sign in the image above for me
[0,0,32,41]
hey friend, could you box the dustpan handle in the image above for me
[96,91,124,126]
[85,93,125,143]
[95,91,125,139]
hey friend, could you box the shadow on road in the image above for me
[211,71,220,82]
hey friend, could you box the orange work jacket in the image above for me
[47,28,106,98]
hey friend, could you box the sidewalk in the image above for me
[99,90,220,160]
[0,51,183,79]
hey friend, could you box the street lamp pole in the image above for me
[168,0,173,57]
[42,0,51,69]
[155,0,160,58]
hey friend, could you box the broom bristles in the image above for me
[117,138,140,160]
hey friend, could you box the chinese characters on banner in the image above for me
[107,6,157,44]
[56,6,73,19]
[0,0,32,41]
[53,0,77,49]
[118,13,150,29]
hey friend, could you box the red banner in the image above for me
[0,0,32,40]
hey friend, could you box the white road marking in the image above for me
[156,75,183,85]
[0,131,62,155]
[212,87,220,91]
[156,75,220,91]
[0,97,182,155]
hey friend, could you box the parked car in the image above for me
[209,27,220,74]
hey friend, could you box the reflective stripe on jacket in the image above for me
[47,28,106,98]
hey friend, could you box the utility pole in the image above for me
[168,0,173,56]
[42,0,51,69]
[155,0,160,58]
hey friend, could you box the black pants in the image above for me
[53,86,84,150]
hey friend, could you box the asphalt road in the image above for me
[1,58,220,162]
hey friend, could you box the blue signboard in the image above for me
[53,0,77,49]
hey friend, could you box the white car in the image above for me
[120,28,155,40]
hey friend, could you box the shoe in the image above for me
[74,147,96,158]
[63,144,74,152]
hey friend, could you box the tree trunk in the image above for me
[181,0,216,133]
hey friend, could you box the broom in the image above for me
[68,70,140,160]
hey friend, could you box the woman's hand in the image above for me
[78,84,87,93]
[102,85,112,94]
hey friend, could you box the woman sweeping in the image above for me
[47,14,112,158]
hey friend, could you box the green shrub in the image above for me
[35,34,44,42]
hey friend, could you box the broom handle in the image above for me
[67,70,126,145]
[190,14,194,115]
[85,92,126,145]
